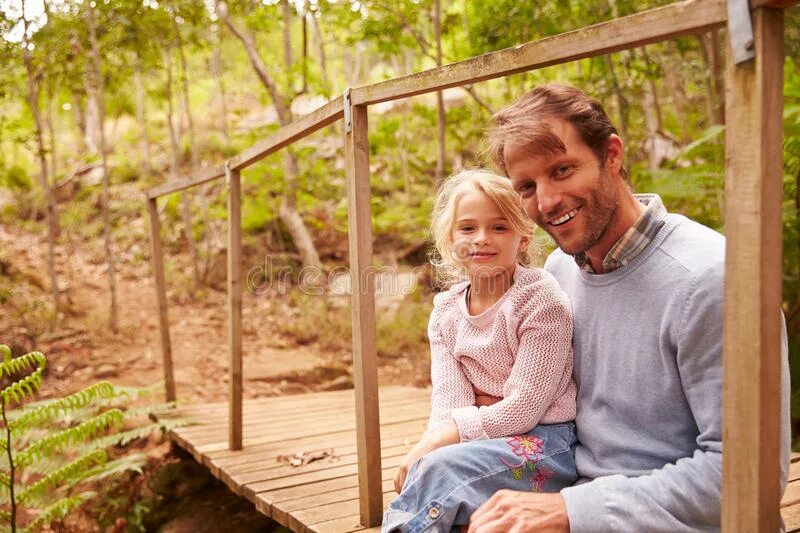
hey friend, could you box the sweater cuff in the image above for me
[450,406,489,441]
[562,481,610,533]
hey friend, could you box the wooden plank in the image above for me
[246,452,406,501]
[146,197,175,402]
[349,0,726,106]
[208,418,424,474]
[783,479,800,508]
[179,401,426,455]
[227,164,243,451]
[229,97,344,171]
[344,102,382,527]
[294,490,395,533]
[146,164,226,200]
[166,388,421,432]
[274,479,395,526]
[229,440,411,488]
[784,502,800,532]
[721,7,785,532]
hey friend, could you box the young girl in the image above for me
[382,169,577,533]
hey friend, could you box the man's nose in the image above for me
[537,182,562,214]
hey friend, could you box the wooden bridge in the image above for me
[153,388,800,532]
[146,0,797,531]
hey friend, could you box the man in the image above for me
[467,84,790,532]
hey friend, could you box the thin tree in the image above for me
[85,0,118,332]
[216,1,323,273]
[21,6,60,329]
[433,0,445,182]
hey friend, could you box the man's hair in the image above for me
[486,84,627,179]
[430,168,536,285]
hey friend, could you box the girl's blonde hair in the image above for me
[430,169,537,285]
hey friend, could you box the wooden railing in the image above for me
[145,0,794,529]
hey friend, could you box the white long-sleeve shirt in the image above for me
[427,265,577,441]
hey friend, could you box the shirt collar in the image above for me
[574,194,667,274]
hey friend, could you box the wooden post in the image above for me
[722,6,785,531]
[147,197,176,402]
[226,163,243,451]
[344,100,383,527]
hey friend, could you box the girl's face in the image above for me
[451,187,528,284]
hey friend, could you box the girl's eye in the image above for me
[458,225,474,232]
[493,225,508,232]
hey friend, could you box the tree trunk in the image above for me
[22,20,60,329]
[211,28,230,139]
[434,0,446,183]
[46,81,57,183]
[164,49,201,292]
[83,78,100,155]
[134,52,151,179]
[86,0,118,333]
[308,9,329,95]
[217,1,322,273]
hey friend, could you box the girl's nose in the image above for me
[473,229,490,245]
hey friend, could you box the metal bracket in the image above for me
[344,88,352,133]
[727,0,755,64]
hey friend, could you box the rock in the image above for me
[319,375,353,391]
[95,363,118,378]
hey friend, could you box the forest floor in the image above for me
[0,223,430,532]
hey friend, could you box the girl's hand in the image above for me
[394,421,461,494]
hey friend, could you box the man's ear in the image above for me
[605,134,624,177]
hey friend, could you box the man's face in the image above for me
[504,118,622,258]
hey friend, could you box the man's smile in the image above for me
[548,207,580,227]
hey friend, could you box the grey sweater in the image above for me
[545,213,790,532]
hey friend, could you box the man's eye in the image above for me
[517,182,536,196]
[554,165,572,177]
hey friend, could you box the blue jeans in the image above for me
[382,422,577,533]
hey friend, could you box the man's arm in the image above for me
[469,274,790,532]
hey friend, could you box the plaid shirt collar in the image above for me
[574,194,667,274]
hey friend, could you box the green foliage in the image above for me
[1,165,31,192]
[0,344,180,532]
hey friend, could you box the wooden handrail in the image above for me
[349,0,726,105]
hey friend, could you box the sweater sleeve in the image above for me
[450,279,574,440]
[562,270,791,532]
[427,294,475,433]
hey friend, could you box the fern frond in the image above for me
[123,401,177,420]
[82,452,148,484]
[16,409,124,467]
[1,363,45,406]
[0,349,46,378]
[17,450,107,506]
[9,382,116,432]
[67,420,176,459]
[20,491,94,533]
[111,382,163,400]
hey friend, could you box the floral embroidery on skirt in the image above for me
[501,435,554,491]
